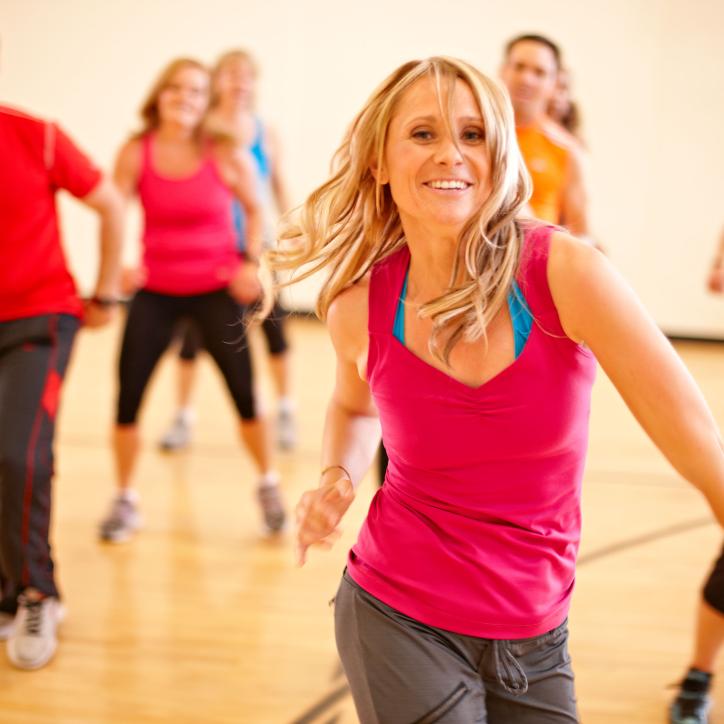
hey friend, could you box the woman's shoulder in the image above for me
[328,276,370,327]
[548,229,601,274]
[519,221,594,267]
[327,276,370,359]
[547,230,609,344]
[117,135,144,160]
[517,223,600,289]
[114,136,144,185]
[207,135,256,189]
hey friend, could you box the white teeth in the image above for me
[428,180,469,190]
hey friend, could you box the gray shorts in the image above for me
[334,571,578,724]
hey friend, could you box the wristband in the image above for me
[90,295,118,308]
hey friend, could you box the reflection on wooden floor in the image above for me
[0,316,722,723]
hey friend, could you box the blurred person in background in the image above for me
[98,58,286,544]
[668,226,724,724]
[546,67,585,149]
[0,102,123,669]
[159,49,297,453]
[500,33,590,239]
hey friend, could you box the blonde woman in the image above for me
[99,58,286,542]
[270,57,724,722]
[159,49,297,452]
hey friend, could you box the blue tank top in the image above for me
[249,118,270,182]
[233,117,271,249]
[393,269,533,357]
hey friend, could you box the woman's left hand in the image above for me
[295,475,355,566]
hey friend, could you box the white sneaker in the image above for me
[159,414,193,451]
[6,592,65,670]
[98,496,142,543]
[277,408,297,451]
[257,483,287,534]
[0,611,15,641]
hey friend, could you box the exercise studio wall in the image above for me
[3,0,722,336]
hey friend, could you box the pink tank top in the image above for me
[138,134,240,295]
[347,224,597,638]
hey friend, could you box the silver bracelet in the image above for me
[320,464,352,482]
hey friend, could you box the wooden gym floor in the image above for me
[0,316,721,723]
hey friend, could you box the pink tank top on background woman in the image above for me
[347,224,597,638]
[138,134,240,295]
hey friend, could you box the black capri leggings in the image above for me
[703,543,724,614]
[178,319,203,361]
[176,297,289,362]
[117,289,256,424]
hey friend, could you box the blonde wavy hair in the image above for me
[268,56,531,362]
[210,49,258,110]
[203,50,259,146]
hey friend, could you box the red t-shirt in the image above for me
[0,105,102,321]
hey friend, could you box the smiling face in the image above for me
[157,65,210,130]
[214,56,256,110]
[379,75,492,241]
[500,40,558,125]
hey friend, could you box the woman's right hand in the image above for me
[295,474,355,566]
[228,262,262,304]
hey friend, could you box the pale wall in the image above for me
[2,0,723,334]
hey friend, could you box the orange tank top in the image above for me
[516,125,569,224]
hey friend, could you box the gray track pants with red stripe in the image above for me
[0,314,79,611]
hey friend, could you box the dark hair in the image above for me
[504,34,561,70]
[558,101,581,138]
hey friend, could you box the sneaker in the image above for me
[0,611,15,641]
[669,669,712,724]
[99,496,142,543]
[6,592,65,670]
[277,408,297,451]
[159,414,193,451]
[257,483,287,534]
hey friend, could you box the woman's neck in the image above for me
[155,123,196,144]
[214,102,251,127]
[405,232,459,303]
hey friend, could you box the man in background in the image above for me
[501,33,591,240]
[0,103,123,669]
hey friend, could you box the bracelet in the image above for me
[89,295,118,308]
[320,464,352,482]
[242,250,261,265]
